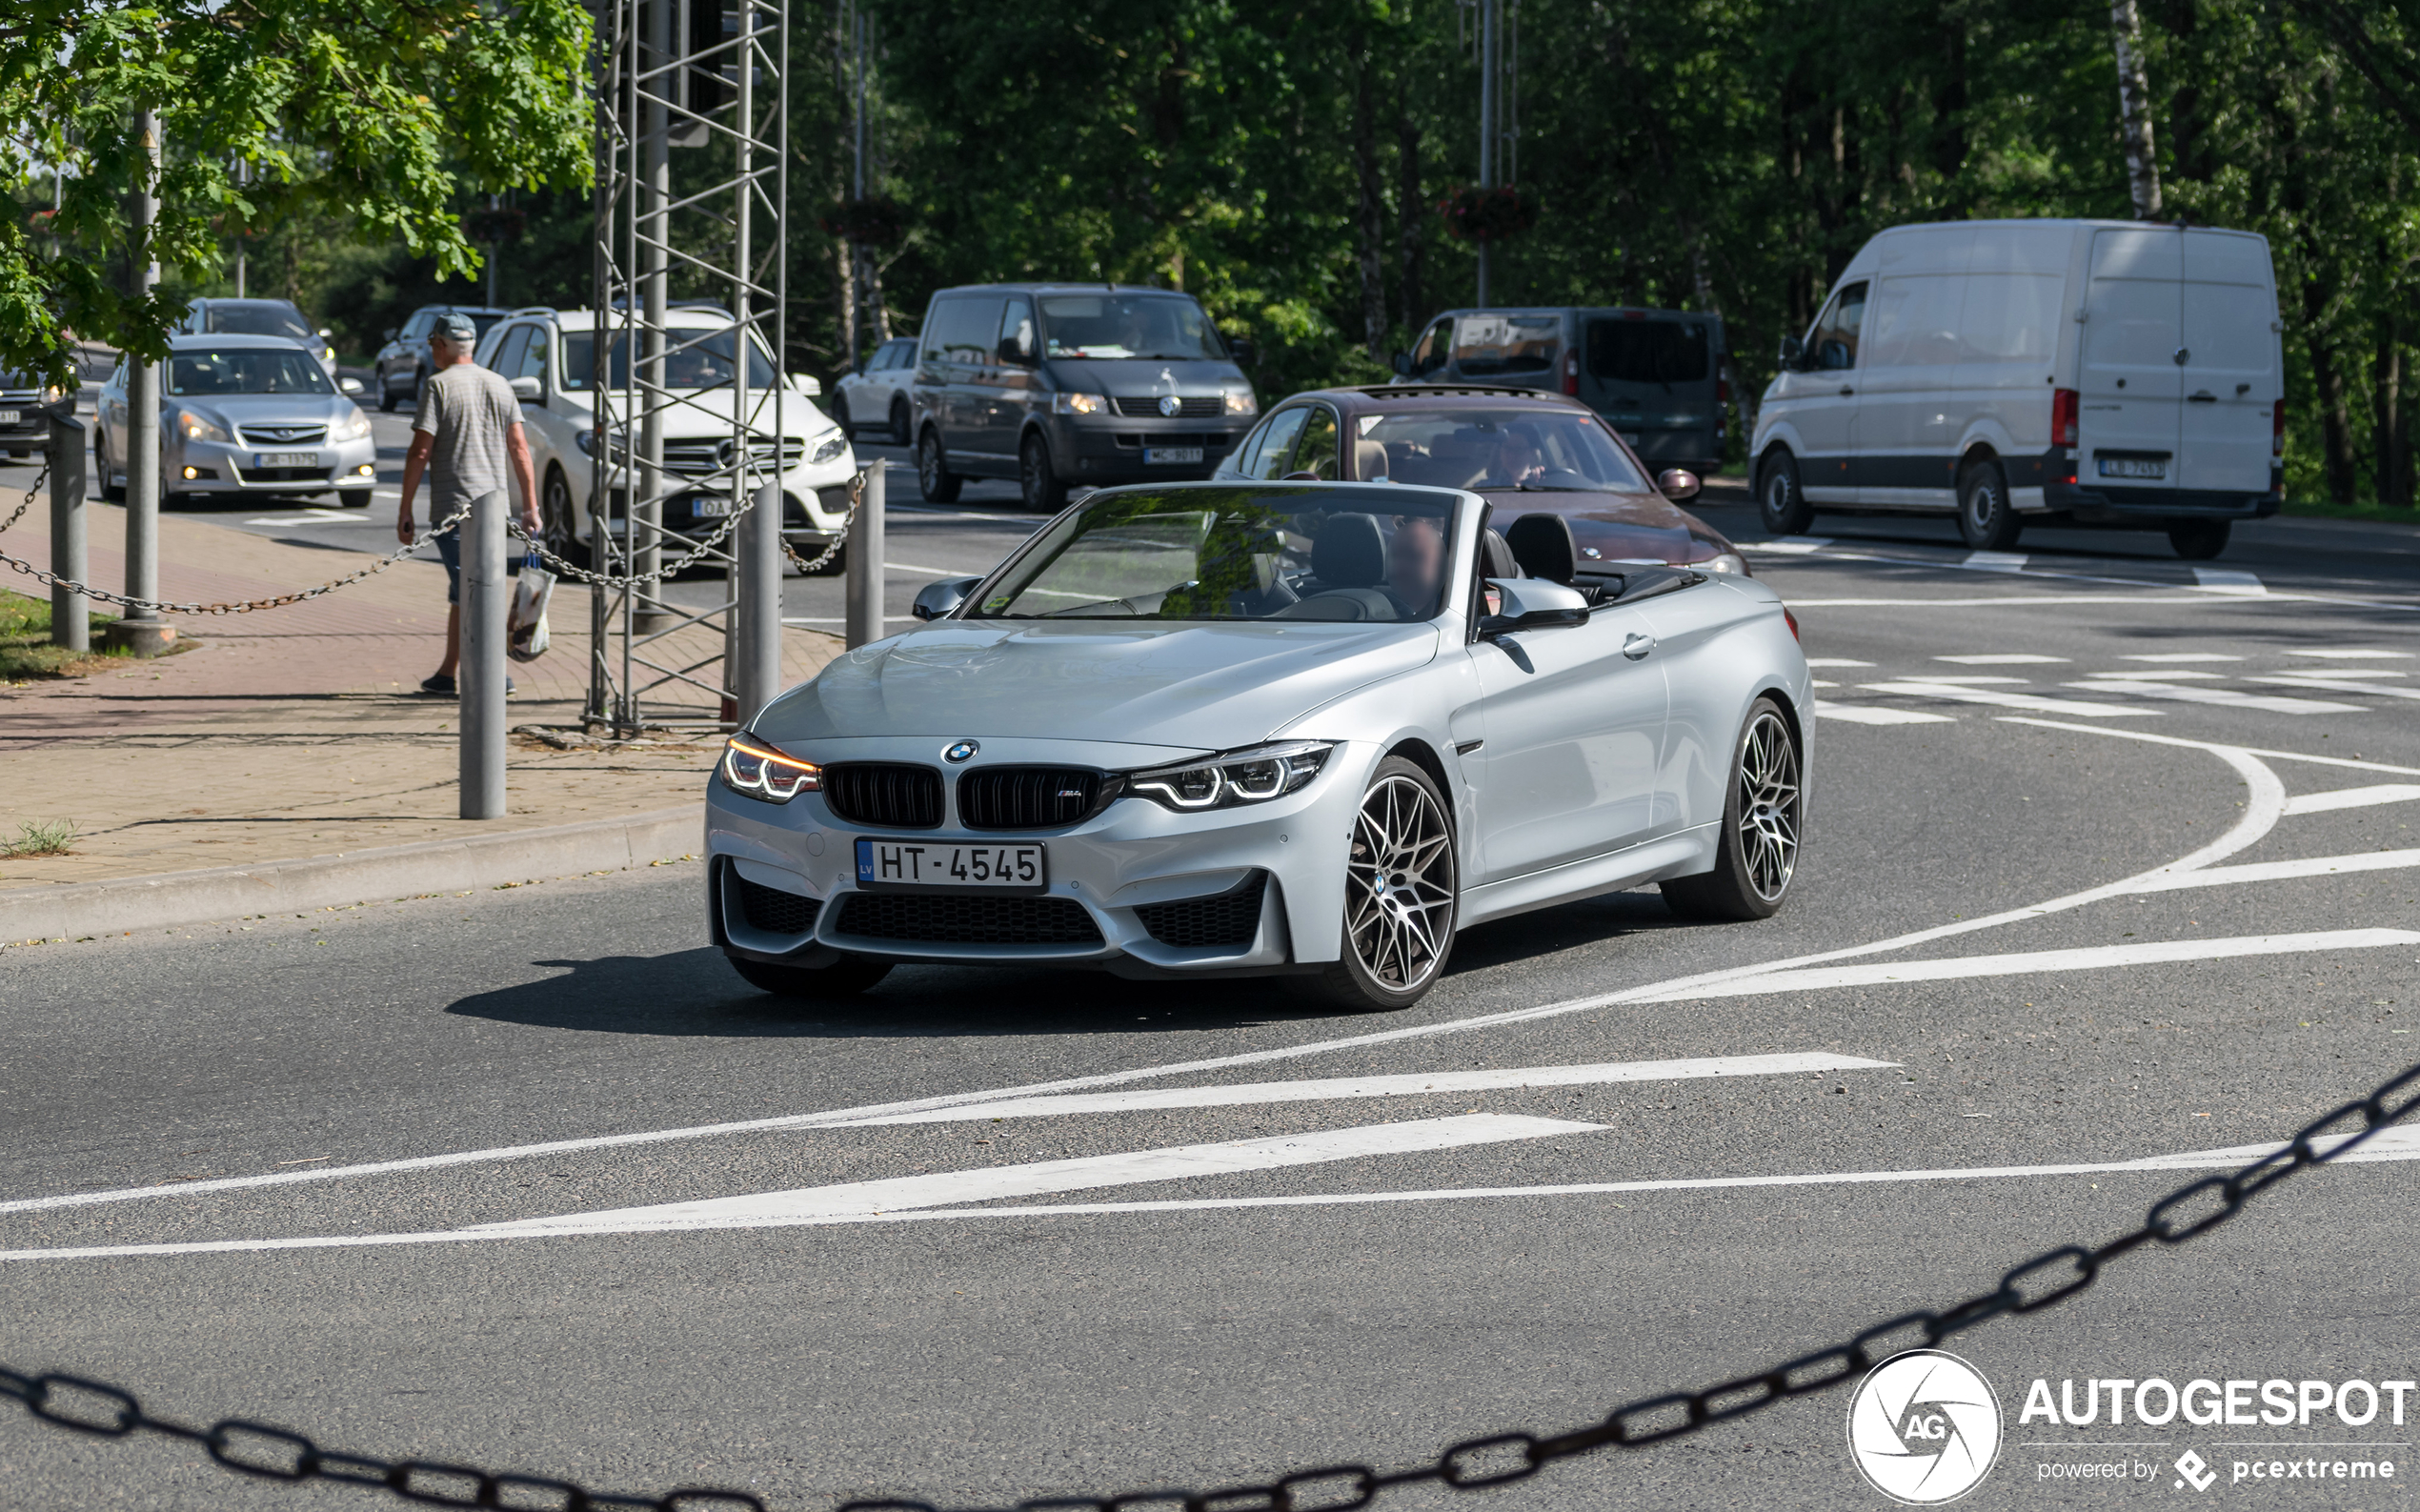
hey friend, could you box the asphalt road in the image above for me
[4,485,2420,1510]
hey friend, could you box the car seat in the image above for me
[1274,513,1397,620]
[1506,513,1606,603]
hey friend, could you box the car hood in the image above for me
[1041,357,1243,398]
[168,393,356,427]
[1477,487,1734,565]
[755,619,1441,752]
[550,384,837,438]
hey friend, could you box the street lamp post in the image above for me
[108,108,175,657]
[1476,0,1496,309]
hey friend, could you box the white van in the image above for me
[1750,219,2283,559]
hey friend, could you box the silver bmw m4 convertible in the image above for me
[706,480,1809,1010]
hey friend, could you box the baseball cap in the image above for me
[434,310,479,344]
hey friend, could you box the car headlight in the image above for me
[1052,392,1108,416]
[1223,389,1258,416]
[1127,740,1332,812]
[719,733,820,804]
[1703,553,1748,575]
[176,408,231,443]
[810,433,849,465]
[43,385,65,404]
[332,409,373,441]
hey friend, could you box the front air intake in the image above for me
[834,894,1103,946]
[957,767,1108,830]
[1134,874,1267,950]
[734,874,819,936]
[821,763,944,829]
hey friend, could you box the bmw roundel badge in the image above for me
[944,740,978,763]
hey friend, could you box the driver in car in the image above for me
[1486,427,1547,488]
[1386,514,1448,616]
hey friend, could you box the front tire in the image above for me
[1663,697,1803,921]
[2168,520,2230,559]
[1019,432,1068,511]
[1758,451,1813,534]
[97,435,126,503]
[917,428,962,503]
[726,952,892,999]
[1956,458,2022,550]
[541,467,590,570]
[888,396,912,448]
[377,373,398,413]
[1301,756,1458,1012]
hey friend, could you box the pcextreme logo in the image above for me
[1847,1350,2006,1504]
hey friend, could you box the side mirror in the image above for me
[338,375,364,395]
[995,335,1031,367]
[1657,467,1702,502]
[383,327,399,342]
[1479,577,1589,636]
[318,327,333,338]
[789,372,822,396]
[1391,351,1411,377]
[1226,335,1257,369]
[509,375,541,401]
[911,575,982,621]
[1778,334,1805,372]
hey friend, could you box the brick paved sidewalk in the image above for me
[1,483,839,896]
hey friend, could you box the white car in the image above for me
[473,306,857,568]
[832,335,918,446]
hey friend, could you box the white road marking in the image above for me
[2125,849,2420,891]
[2192,569,2267,595]
[2279,784,2420,816]
[886,504,1037,524]
[1861,680,2159,717]
[2082,669,2227,681]
[2253,675,2420,702]
[2121,653,2245,662]
[1815,701,1958,726]
[884,560,978,575]
[2266,667,2409,679]
[1636,929,2420,1002]
[10,1127,2417,1262]
[474,1115,1603,1232]
[1994,716,2420,776]
[1960,551,2028,573]
[2286,648,2411,659]
[1911,675,2031,685]
[1935,653,2069,664]
[2065,678,2369,716]
[0,726,2301,1220]
[241,510,357,525]
[1788,594,2257,608]
[1737,536,1833,554]
[1805,657,1875,668]
[826,1054,1897,1126]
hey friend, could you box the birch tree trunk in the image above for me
[1352,32,1388,360]
[2110,0,2164,219]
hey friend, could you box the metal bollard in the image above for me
[459,489,508,819]
[844,460,886,649]
[47,413,88,652]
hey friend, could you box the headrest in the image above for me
[1506,513,1578,585]
[1353,438,1389,481]
[1479,528,1518,582]
[1313,513,1387,588]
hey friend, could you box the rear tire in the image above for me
[888,396,912,448]
[917,428,962,503]
[1757,451,1813,535]
[540,467,591,571]
[727,952,892,999]
[377,374,398,413]
[2168,520,2230,560]
[1019,432,1068,511]
[1298,756,1458,1013]
[1956,458,2022,550]
[1662,697,1803,922]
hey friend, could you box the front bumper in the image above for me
[590,454,859,548]
[704,736,1373,976]
[1041,413,1242,482]
[166,433,379,494]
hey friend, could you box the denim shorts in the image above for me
[434,527,461,605]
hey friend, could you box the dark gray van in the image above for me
[1394,307,1730,475]
[910,284,1258,508]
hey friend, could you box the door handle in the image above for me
[1623,632,1657,661]
[1838,385,1855,396]
[2188,392,2217,403]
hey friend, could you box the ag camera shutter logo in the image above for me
[1847,1350,2004,1503]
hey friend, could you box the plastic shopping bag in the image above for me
[508,553,556,662]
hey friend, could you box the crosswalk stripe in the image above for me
[1960,551,2027,573]
[2254,675,2420,702]
[1816,701,1958,726]
[1860,680,2158,717]
[2067,678,2369,715]
[2192,568,2267,595]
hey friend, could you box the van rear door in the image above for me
[2176,232,2279,497]
[1581,312,1722,473]
[2080,228,2184,495]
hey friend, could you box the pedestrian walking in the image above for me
[396,311,541,696]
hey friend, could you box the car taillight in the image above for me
[1562,349,1579,396]
[1784,607,1801,643]
[2051,387,2078,448]
[2272,398,2285,457]
[1716,377,1730,405]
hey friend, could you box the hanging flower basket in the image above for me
[819,196,909,248]
[1439,185,1538,243]
[463,205,525,246]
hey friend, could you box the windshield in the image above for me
[168,348,335,396]
[559,326,778,392]
[203,304,317,342]
[970,486,1457,624]
[1038,295,1228,361]
[1356,409,1650,493]
[1451,313,1560,375]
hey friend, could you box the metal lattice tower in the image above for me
[587,0,788,736]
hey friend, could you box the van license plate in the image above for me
[1143,447,1203,465]
[2098,457,2167,479]
[857,838,1046,889]
[255,452,320,469]
[0,411,18,426]
[691,494,731,516]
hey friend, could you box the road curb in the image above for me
[0,805,703,943]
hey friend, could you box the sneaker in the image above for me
[419,674,455,696]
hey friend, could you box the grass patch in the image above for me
[2279,498,2420,526]
[0,818,78,858]
[0,587,135,681]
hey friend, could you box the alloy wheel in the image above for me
[1735,710,1802,900]
[1343,774,1456,992]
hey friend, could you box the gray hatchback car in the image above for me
[910,284,1259,509]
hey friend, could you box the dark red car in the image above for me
[1210,384,1747,575]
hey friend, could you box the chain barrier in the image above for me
[1,461,44,537]
[514,470,860,587]
[4,1056,2415,1511]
